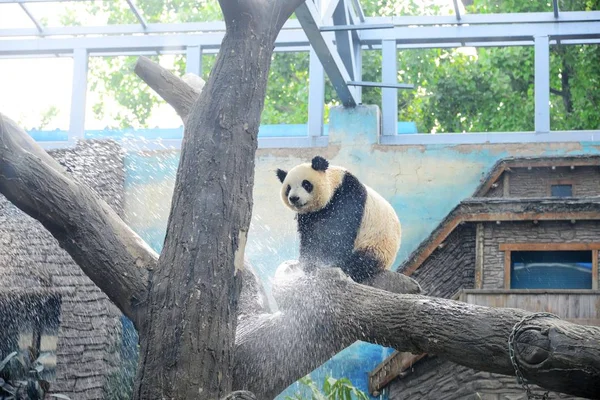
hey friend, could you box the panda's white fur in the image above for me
[276,156,401,282]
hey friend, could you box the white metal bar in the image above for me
[452,0,461,21]
[185,45,202,76]
[0,0,92,2]
[0,20,302,38]
[350,0,365,23]
[2,19,598,57]
[333,0,357,80]
[349,80,413,89]
[364,11,600,27]
[361,21,600,45]
[2,12,597,39]
[381,40,397,136]
[125,0,148,30]
[308,48,325,138]
[68,48,88,141]
[380,131,599,145]
[0,30,310,55]
[295,0,358,106]
[534,35,551,133]
[18,3,43,33]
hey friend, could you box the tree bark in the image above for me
[0,114,155,328]
[133,56,200,122]
[234,267,600,399]
[2,1,600,399]
[132,1,305,398]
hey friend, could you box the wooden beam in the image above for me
[475,163,507,197]
[403,210,600,276]
[504,250,511,289]
[368,352,428,394]
[499,243,600,251]
[403,216,462,276]
[460,288,600,295]
[508,159,600,169]
[475,223,484,289]
[502,171,510,197]
[593,249,599,290]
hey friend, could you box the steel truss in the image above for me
[0,0,599,147]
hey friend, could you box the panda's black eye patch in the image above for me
[285,185,291,196]
[302,180,313,193]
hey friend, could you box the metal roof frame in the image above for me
[0,0,599,147]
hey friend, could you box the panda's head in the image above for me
[276,156,344,214]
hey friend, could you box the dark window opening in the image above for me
[511,250,592,289]
[551,184,572,197]
[0,295,61,382]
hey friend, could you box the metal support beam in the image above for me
[349,0,365,23]
[534,35,550,133]
[125,0,148,30]
[333,0,358,80]
[68,48,88,141]
[381,40,397,136]
[348,81,413,89]
[552,0,559,19]
[308,48,325,138]
[452,0,461,21]
[185,45,202,76]
[296,0,359,106]
[18,3,43,33]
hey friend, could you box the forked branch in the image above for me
[0,114,156,328]
[234,266,600,399]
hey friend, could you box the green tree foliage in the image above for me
[284,376,370,400]
[62,0,599,132]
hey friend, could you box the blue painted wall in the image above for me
[28,108,600,398]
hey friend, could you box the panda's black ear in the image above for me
[276,169,287,183]
[311,156,329,171]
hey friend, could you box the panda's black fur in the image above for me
[296,171,381,282]
[277,156,401,283]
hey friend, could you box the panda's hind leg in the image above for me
[340,250,383,283]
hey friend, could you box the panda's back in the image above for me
[353,185,402,270]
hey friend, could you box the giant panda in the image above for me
[276,155,401,283]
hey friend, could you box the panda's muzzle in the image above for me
[289,195,301,205]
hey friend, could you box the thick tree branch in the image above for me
[0,114,156,328]
[234,266,600,399]
[134,56,200,122]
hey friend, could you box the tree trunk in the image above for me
[132,1,303,397]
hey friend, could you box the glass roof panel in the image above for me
[23,0,138,27]
[0,3,39,29]
[137,0,223,23]
[363,0,458,17]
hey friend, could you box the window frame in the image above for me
[500,243,599,290]
[549,179,575,197]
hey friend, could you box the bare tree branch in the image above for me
[0,114,156,328]
[134,56,200,122]
[234,267,600,399]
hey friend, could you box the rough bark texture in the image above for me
[0,114,155,328]
[132,1,305,398]
[234,267,600,399]
[133,56,200,122]
[0,141,126,399]
[2,4,600,400]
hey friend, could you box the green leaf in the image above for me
[0,352,17,372]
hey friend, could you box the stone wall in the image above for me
[0,140,125,400]
[410,225,476,298]
[389,356,585,400]
[508,166,600,198]
[481,220,600,289]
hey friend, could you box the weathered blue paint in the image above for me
[30,105,600,400]
[26,124,330,142]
